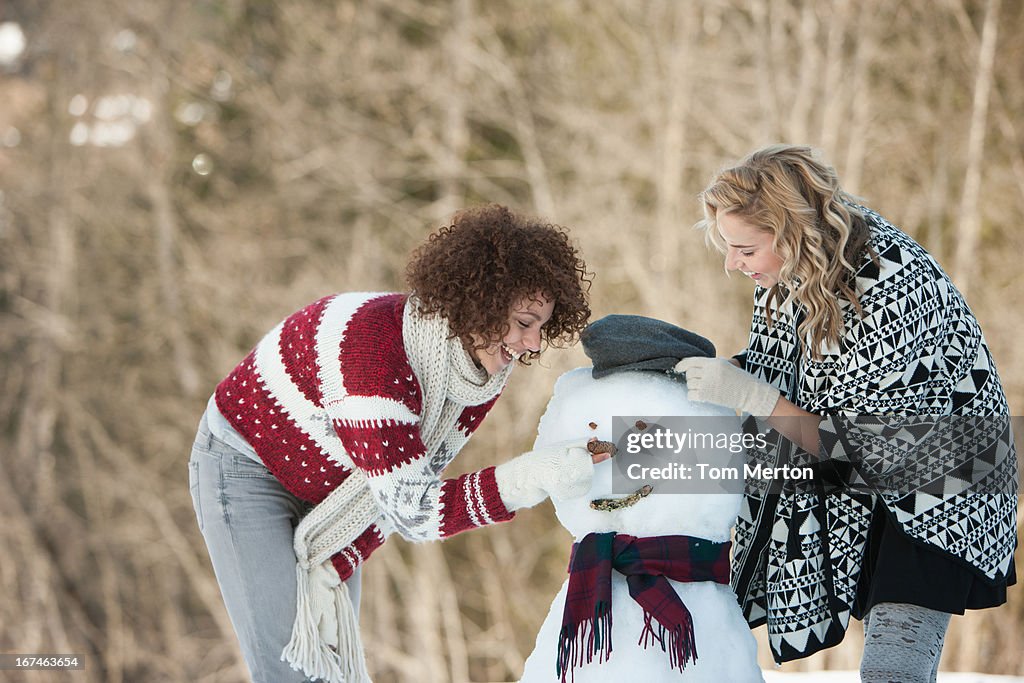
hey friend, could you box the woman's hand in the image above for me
[494,440,594,511]
[674,357,780,416]
[677,357,823,454]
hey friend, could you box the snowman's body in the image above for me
[519,369,763,683]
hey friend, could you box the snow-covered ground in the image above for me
[764,672,1024,682]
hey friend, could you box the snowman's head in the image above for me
[534,368,742,542]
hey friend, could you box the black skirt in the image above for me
[853,500,1017,619]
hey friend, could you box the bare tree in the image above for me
[1,1,1021,681]
[952,0,1002,297]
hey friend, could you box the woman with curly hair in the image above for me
[676,145,1016,682]
[187,204,597,683]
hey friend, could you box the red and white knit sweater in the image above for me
[215,292,515,580]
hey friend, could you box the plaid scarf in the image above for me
[557,532,731,682]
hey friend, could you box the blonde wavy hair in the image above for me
[698,145,874,359]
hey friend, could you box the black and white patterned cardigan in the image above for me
[731,207,1018,662]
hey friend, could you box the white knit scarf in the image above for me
[282,296,512,682]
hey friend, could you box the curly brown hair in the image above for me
[405,204,592,362]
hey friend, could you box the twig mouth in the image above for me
[589,484,653,512]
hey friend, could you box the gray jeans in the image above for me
[188,413,362,683]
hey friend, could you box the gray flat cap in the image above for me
[581,314,716,379]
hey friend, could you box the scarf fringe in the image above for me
[638,609,697,672]
[556,601,612,683]
[281,563,371,683]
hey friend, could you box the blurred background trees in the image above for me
[1,0,1021,680]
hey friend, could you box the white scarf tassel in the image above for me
[282,563,370,683]
[334,577,371,682]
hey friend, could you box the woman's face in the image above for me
[716,211,785,288]
[470,294,555,376]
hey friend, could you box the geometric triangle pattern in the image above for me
[731,207,1019,664]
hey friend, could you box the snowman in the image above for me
[519,316,763,683]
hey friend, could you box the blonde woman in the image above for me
[675,145,1017,682]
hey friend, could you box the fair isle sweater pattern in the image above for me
[215,292,513,580]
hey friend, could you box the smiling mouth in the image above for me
[499,343,521,364]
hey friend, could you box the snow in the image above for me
[534,369,743,542]
[519,368,763,682]
[763,673,1024,682]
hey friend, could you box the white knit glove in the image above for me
[674,357,781,416]
[494,440,594,511]
[310,560,342,650]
